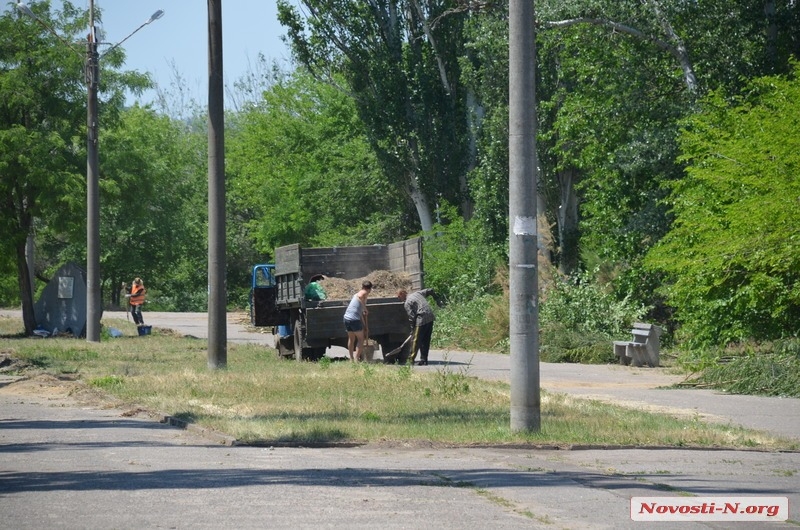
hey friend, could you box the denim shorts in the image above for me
[344,319,363,332]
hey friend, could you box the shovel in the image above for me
[382,333,413,364]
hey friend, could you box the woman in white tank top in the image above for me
[343,281,372,361]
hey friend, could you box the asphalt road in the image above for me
[1,310,799,528]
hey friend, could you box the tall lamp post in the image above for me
[17,2,163,342]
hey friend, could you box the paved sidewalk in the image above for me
[1,387,797,529]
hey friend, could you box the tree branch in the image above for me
[543,17,698,93]
[409,0,452,95]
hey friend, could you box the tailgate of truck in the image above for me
[305,298,410,340]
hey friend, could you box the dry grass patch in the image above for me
[0,315,795,450]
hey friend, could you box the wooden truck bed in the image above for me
[274,238,423,309]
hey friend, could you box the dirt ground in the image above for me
[0,353,144,415]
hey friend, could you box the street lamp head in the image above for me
[16,2,83,57]
[16,3,36,19]
[147,10,165,24]
[99,8,164,58]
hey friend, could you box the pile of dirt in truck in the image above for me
[317,270,413,299]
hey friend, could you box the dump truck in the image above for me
[250,237,423,362]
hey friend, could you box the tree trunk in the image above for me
[545,13,699,93]
[407,171,434,232]
[15,237,36,335]
[26,233,35,297]
[462,89,483,221]
[764,0,777,72]
[557,167,579,275]
[644,0,698,93]
[537,192,554,266]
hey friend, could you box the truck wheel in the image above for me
[380,339,408,364]
[293,315,326,361]
[308,347,326,361]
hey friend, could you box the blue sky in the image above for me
[5,1,292,106]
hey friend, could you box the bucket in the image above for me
[137,325,152,336]
[361,340,376,362]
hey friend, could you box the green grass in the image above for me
[0,315,795,450]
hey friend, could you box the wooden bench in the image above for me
[613,323,661,367]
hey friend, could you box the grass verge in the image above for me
[0,315,796,450]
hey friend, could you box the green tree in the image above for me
[646,65,800,347]
[1,3,85,332]
[1,1,154,332]
[99,106,207,310]
[422,202,504,304]
[464,0,799,302]
[277,0,472,232]
[227,70,409,255]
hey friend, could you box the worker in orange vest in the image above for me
[123,277,147,326]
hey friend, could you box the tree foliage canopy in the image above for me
[3,0,800,352]
[646,64,800,346]
[226,70,410,254]
[277,0,471,231]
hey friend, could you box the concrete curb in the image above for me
[157,412,238,446]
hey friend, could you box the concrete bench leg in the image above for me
[644,347,660,368]
[627,344,647,367]
[613,341,631,366]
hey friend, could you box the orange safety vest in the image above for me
[130,284,146,306]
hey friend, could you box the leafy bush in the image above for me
[146,289,208,312]
[0,258,20,307]
[434,268,645,364]
[646,66,800,347]
[539,322,617,364]
[423,203,504,304]
[433,294,508,352]
[540,269,647,337]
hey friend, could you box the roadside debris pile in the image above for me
[318,270,412,299]
[0,353,31,373]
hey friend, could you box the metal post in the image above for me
[207,0,227,368]
[86,0,101,342]
[508,0,540,431]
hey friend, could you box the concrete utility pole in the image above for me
[207,0,227,369]
[508,0,540,431]
[85,0,101,342]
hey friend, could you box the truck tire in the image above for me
[308,347,326,361]
[379,338,411,364]
[379,339,397,363]
[292,315,326,361]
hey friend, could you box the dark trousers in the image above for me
[411,321,434,362]
[131,304,144,325]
